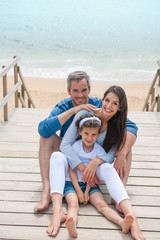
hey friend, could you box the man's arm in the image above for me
[38,101,96,138]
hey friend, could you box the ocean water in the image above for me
[0,0,160,82]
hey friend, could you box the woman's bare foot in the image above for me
[34,190,51,212]
[130,219,146,240]
[46,211,66,237]
[65,217,78,238]
[121,214,134,233]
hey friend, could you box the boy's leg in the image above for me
[65,192,79,238]
[89,192,133,234]
[34,134,62,211]
[46,193,66,237]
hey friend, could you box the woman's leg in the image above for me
[96,163,145,240]
[46,152,69,237]
[50,152,69,195]
[89,192,133,233]
[96,163,129,205]
[65,193,79,238]
[120,200,146,240]
[46,193,66,237]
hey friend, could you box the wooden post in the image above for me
[2,66,8,121]
[151,88,155,112]
[14,56,19,107]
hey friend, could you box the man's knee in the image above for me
[40,134,61,152]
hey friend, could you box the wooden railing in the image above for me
[0,56,36,122]
[142,66,160,112]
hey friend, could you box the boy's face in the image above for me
[67,78,90,106]
[79,127,99,149]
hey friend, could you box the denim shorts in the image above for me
[63,181,102,197]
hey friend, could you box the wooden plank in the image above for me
[0,201,159,219]
[0,212,159,232]
[0,178,159,196]
[0,225,135,240]
[0,191,160,206]
[0,169,159,182]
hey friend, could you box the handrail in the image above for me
[0,56,20,78]
[142,68,160,112]
[0,82,21,110]
[0,56,36,122]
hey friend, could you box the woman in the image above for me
[47,86,145,240]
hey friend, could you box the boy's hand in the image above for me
[84,191,90,204]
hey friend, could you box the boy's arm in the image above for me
[84,184,91,204]
[69,167,85,203]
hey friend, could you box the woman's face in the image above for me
[102,92,120,119]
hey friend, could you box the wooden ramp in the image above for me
[0,108,160,240]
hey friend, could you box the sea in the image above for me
[0,0,160,82]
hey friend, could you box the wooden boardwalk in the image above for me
[0,108,160,240]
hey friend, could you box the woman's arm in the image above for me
[60,110,93,169]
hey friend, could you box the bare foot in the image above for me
[34,191,51,212]
[65,217,78,238]
[122,214,134,234]
[46,211,66,237]
[131,219,146,240]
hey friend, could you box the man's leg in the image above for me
[34,134,61,211]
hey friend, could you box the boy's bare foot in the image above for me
[46,211,66,237]
[130,219,146,240]
[122,214,134,233]
[34,190,51,211]
[65,217,78,238]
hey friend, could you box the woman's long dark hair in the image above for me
[102,86,128,152]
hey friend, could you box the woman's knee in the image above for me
[50,152,67,166]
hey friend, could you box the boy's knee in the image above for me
[96,200,107,213]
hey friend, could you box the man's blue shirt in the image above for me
[38,96,138,138]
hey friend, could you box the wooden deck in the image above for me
[0,108,160,240]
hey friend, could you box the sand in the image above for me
[0,75,151,122]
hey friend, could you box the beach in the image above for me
[0,76,151,122]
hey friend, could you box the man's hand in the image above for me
[114,151,127,181]
[73,104,97,114]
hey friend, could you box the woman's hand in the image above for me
[81,158,101,186]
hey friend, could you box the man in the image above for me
[34,71,137,211]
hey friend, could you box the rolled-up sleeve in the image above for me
[126,118,138,136]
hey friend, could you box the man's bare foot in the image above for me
[131,219,146,240]
[121,214,134,233]
[65,217,78,238]
[46,211,66,237]
[34,191,51,212]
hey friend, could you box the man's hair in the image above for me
[67,71,91,90]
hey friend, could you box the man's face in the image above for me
[67,78,90,106]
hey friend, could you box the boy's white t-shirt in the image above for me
[65,139,106,182]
